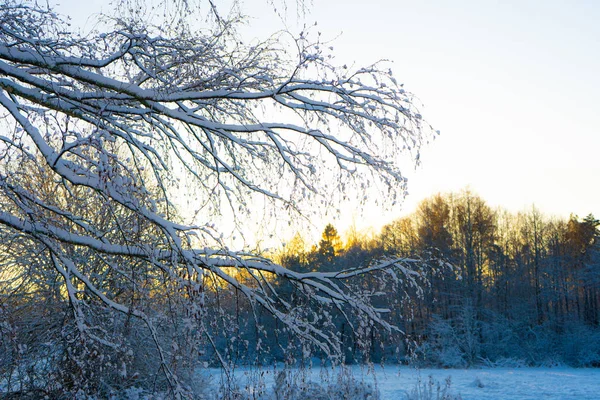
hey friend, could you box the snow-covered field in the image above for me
[3,365,598,398]
[209,365,600,399]
[376,366,600,399]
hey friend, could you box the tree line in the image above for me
[276,190,600,367]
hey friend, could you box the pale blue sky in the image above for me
[56,0,600,237]
[284,0,600,226]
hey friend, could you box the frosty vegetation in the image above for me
[277,191,599,370]
[0,0,436,397]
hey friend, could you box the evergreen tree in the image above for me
[317,223,343,267]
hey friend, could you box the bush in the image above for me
[560,323,600,367]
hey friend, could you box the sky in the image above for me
[55,0,600,240]
[253,0,600,232]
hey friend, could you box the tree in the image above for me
[317,223,342,267]
[0,0,432,396]
[416,194,453,255]
[451,190,496,307]
[565,214,600,325]
[519,206,547,324]
[277,231,311,273]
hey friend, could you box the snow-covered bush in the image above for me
[478,312,523,363]
[517,324,562,366]
[415,317,465,368]
[416,306,482,368]
[560,323,600,367]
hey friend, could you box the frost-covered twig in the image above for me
[0,0,433,396]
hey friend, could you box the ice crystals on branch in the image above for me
[0,0,434,396]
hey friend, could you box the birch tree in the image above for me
[0,0,432,396]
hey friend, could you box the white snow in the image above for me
[3,365,598,398]
[374,366,600,400]
[204,365,600,400]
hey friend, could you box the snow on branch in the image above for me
[0,0,433,394]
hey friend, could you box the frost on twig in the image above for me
[0,0,433,396]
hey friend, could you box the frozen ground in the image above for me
[207,365,600,399]
[3,365,598,398]
[375,366,600,399]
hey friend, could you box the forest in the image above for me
[274,190,600,368]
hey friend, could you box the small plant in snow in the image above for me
[274,369,379,400]
[405,375,462,400]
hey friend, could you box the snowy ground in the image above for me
[3,365,598,398]
[375,366,600,399]
[207,365,600,399]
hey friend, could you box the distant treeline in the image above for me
[275,190,600,367]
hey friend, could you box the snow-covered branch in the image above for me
[0,0,433,396]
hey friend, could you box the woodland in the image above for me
[276,190,600,368]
